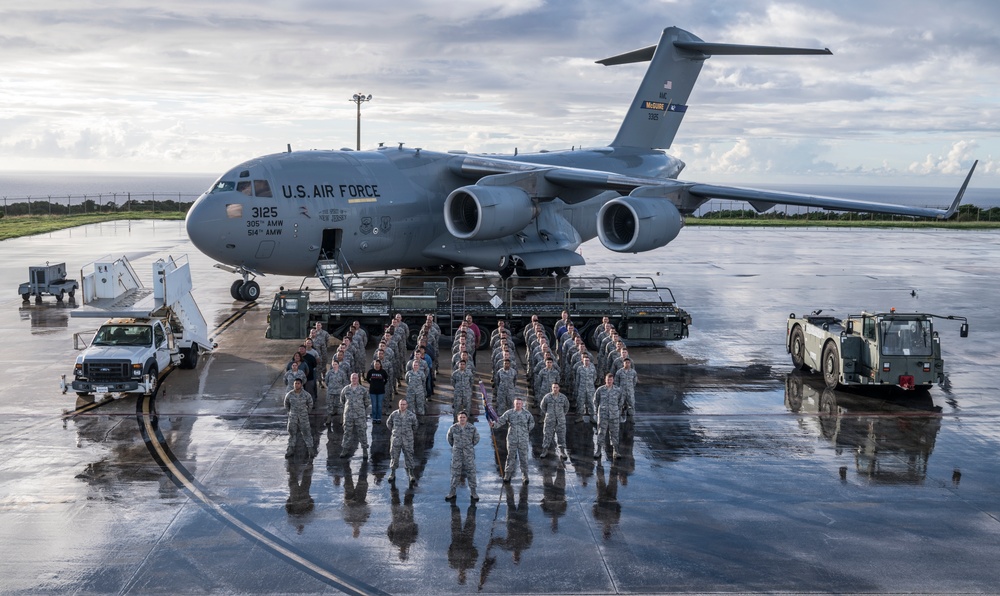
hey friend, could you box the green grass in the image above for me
[0,212,185,241]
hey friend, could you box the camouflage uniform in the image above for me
[446,421,480,499]
[284,368,307,393]
[575,361,597,418]
[451,366,475,417]
[593,383,624,459]
[283,386,315,458]
[494,407,535,483]
[614,366,638,418]
[405,368,427,415]
[534,364,560,399]
[340,383,371,457]
[385,407,419,482]
[539,389,570,458]
[324,366,350,419]
[495,366,517,414]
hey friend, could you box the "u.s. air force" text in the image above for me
[281,184,381,199]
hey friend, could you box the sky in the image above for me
[0,0,997,186]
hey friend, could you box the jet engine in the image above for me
[444,185,537,241]
[597,196,683,252]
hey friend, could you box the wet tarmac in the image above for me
[1,221,999,594]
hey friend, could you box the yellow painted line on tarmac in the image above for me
[138,393,384,595]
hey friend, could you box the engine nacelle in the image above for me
[444,185,536,241]
[597,196,683,253]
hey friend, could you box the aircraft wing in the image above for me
[453,155,977,220]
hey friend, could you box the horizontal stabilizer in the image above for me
[600,26,831,150]
[672,41,831,56]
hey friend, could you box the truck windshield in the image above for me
[93,325,153,347]
[880,318,933,356]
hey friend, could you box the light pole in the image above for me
[351,93,372,150]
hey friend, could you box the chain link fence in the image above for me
[1,192,197,217]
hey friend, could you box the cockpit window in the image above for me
[237,181,253,196]
[210,180,235,194]
[254,180,273,198]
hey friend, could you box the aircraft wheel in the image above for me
[515,263,530,277]
[789,326,807,370]
[230,280,245,300]
[554,266,571,277]
[821,342,840,390]
[239,280,261,301]
[498,256,516,280]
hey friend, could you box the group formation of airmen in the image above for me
[281,311,639,500]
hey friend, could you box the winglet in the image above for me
[941,160,978,219]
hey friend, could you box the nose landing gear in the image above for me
[230,276,261,302]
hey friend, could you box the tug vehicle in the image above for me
[786,309,968,391]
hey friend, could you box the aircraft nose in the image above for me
[185,193,231,261]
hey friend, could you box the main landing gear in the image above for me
[498,255,571,280]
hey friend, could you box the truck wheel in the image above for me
[21,293,30,302]
[56,290,65,302]
[230,280,245,301]
[821,342,840,390]
[68,289,75,299]
[146,365,159,394]
[790,326,807,370]
[179,346,199,369]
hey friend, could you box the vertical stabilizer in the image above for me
[600,27,831,150]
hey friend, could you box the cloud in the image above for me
[0,0,995,183]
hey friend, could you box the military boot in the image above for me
[560,447,569,461]
[470,491,479,502]
[387,469,396,482]
[362,445,368,460]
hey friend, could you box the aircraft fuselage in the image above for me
[185,145,683,277]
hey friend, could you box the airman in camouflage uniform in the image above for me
[593,373,624,460]
[491,397,535,484]
[451,359,475,419]
[534,358,560,400]
[284,362,307,393]
[386,398,419,486]
[404,360,427,415]
[446,411,480,501]
[324,359,350,424]
[539,383,570,460]
[495,359,517,414]
[283,378,315,458]
[575,354,597,421]
[340,373,371,459]
[614,357,638,420]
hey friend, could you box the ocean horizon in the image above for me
[1,170,997,210]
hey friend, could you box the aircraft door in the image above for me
[320,228,343,264]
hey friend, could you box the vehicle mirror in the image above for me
[846,320,854,335]
[960,323,969,338]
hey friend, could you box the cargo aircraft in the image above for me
[185,26,977,301]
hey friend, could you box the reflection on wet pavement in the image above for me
[2,223,1000,593]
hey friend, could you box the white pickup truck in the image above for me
[65,254,214,397]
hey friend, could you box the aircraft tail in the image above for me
[599,27,831,150]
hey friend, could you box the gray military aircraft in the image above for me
[185,26,977,301]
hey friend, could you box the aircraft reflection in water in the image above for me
[784,373,945,485]
[184,26,977,301]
